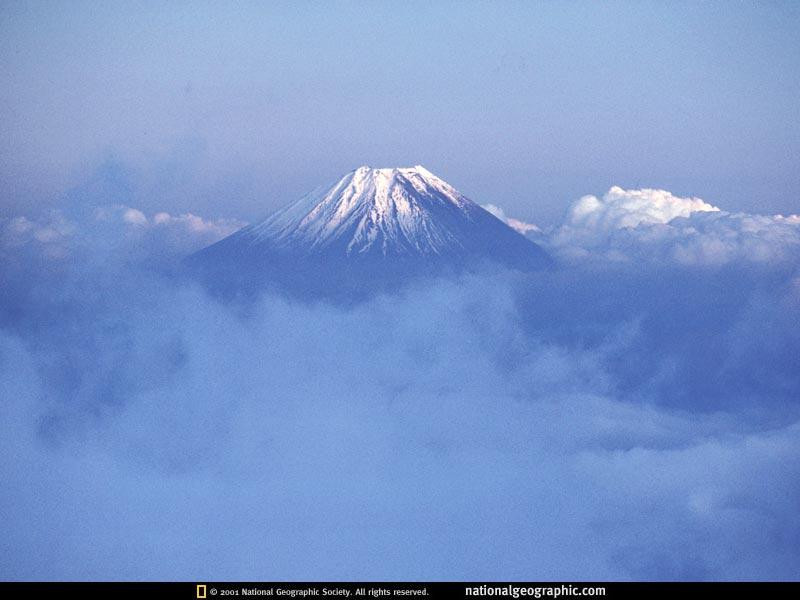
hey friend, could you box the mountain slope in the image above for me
[189,166,550,298]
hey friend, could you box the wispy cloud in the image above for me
[1,185,798,580]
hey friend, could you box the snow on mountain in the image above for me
[189,166,550,297]
[244,165,472,255]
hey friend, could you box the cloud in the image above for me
[1,268,798,580]
[122,208,148,226]
[664,211,800,265]
[1,188,799,581]
[2,213,76,244]
[487,186,800,266]
[1,206,245,267]
[552,206,800,266]
[482,203,541,235]
[567,186,719,231]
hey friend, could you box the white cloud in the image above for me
[1,206,246,264]
[2,186,800,580]
[550,206,800,266]
[2,270,798,580]
[666,211,800,265]
[151,210,245,238]
[122,208,148,226]
[2,214,74,244]
[487,186,800,266]
[0,213,75,259]
[482,203,541,235]
[567,186,719,231]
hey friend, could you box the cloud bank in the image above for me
[568,186,720,231]
[534,186,800,266]
[1,184,799,581]
[1,205,244,269]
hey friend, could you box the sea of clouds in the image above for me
[1,182,799,581]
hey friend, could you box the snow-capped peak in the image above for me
[195,165,550,282]
[241,165,481,256]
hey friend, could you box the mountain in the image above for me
[188,166,550,298]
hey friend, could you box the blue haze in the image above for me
[2,1,800,223]
[1,0,800,582]
[2,184,800,579]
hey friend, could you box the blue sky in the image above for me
[2,1,799,223]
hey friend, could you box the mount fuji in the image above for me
[189,165,550,298]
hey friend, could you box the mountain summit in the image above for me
[190,166,550,298]
[242,165,511,257]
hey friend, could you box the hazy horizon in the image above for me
[2,1,800,226]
